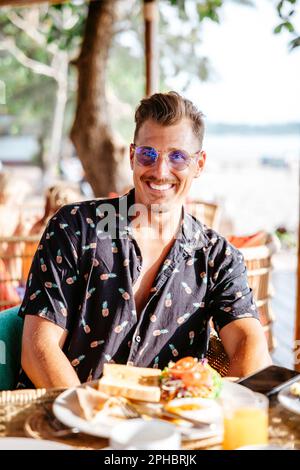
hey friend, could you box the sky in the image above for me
[169,0,300,125]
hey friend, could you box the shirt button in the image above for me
[135,335,141,343]
[137,265,142,272]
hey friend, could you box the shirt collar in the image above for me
[117,188,209,252]
[181,205,209,252]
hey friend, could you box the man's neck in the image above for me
[130,205,183,245]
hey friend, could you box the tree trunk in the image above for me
[144,0,159,96]
[70,0,125,197]
[43,50,69,185]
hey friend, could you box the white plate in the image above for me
[236,444,288,450]
[278,384,300,415]
[0,437,72,450]
[53,379,254,441]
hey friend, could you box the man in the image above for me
[18,91,271,389]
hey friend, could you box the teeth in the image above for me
[149,183,173,190]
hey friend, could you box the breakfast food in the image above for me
[98,363,162,402]
[164,396,222,426]
[97,358,222,403]
[289,381,300,398]
[75,387,128,420]
[75,358,222,421]
[160,357,222,401]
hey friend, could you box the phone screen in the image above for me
[237,365,300,396]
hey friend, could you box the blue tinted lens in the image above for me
[168,150,189,168]
[135,146,158,166]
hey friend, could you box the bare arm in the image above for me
[21,315,81,388]
[219,318,272,377]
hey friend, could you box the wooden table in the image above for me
[0,387,299,450]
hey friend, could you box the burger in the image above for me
[160,356,223,401]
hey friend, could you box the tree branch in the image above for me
[0,38,57,79]
[6,11,58,56]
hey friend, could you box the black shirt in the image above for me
[17,189,259,387]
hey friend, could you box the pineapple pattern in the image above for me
[101,301,109,317]
[17,189,259,389]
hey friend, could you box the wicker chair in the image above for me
[207,334,230,377]
[0,236,40,311]
[207,234,280,374]
[240,234,280,352]
[185,199,221,231]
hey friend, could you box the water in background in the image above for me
[1,133,299,235]
[0,136,39,161]
[190,133,300,234]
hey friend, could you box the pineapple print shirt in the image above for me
[17,189,259,387]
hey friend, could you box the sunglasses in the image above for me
[131,144,201,171]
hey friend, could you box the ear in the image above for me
[194,150,206,178]
[129,144,135,170]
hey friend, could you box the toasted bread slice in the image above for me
[98,364,162,402]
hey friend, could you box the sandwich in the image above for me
[98,363,162,402]
[160,356,222,401]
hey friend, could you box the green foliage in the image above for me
[0,0,257,149]
[0,55,55,134]
[42,3,86,50]
[196,0,222,23]
[167,0,189,19]
[107,0,211,140]
[290,36,300,48]
[168,0,223,22]
[158,1,215,93]
[274,21,295,33]
[275,227,297,249]
[0,3,87,139]
[275,0,300,50]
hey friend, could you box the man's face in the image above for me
[130,118,206,213]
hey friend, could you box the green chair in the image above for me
[0,305,23,391]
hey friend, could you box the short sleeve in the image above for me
[207,239,260,333]
[19,206,81,331]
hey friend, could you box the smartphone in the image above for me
[237,365,300,396]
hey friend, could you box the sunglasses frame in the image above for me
[131,144,202,171]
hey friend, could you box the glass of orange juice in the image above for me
[222,392,269,450]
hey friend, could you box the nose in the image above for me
[155,153,171,179]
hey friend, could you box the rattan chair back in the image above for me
[0,236,40,310]
[185,200,221,230]
[240,235,280,351]
[207,234,280,374]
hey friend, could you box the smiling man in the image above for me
[17,92,271,389]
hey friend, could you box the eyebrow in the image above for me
[138,145,189,152]
[135,144,201,156]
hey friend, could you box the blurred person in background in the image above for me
[0,171,30,309]
[0,171,29,237]
[28,182,82,236]
[21,182,83,284]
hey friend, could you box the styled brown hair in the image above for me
[134,91,205,145]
